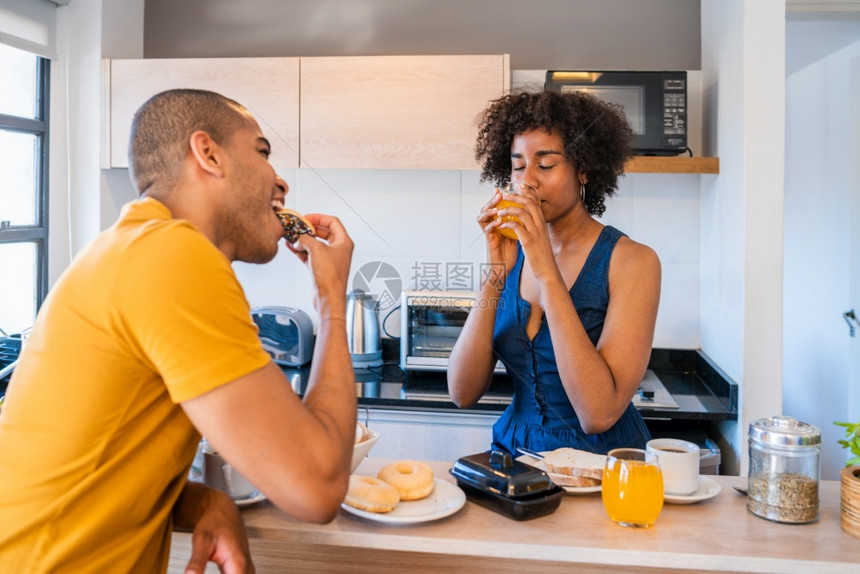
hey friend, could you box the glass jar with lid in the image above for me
[747,416,821,523]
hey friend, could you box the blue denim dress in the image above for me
[491,226,651,456]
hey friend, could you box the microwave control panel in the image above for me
[662,77,687,150]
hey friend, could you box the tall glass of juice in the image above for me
[601,448,664,527]
[494,182,527,240]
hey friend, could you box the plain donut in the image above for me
[344,475,400,513]
[377,460,434,501]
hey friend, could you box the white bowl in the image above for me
[351,430,380,472]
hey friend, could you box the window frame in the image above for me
[0,54,50,310]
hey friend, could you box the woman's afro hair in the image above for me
[474,89,633,217]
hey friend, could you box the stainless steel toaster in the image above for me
[251,306,314,367]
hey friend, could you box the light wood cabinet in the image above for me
[103,56,718,174]
[102,58,300,170]
[300,55,510,170]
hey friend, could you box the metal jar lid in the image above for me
[749,416,821,447]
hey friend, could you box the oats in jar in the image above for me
[747,472,819,523]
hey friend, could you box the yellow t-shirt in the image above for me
[0,198,271,573]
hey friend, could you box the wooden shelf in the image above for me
[626,156,719,174]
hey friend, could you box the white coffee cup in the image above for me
[202,445,256,500]
[646,438,700,496]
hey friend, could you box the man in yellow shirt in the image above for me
[0,89,357,573]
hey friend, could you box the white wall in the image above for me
[785,26,860,479]
[58,1,102,269]
[701,0,786,476]
[141,0,701,72]
[852,57,860,450]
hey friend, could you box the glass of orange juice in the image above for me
[601,447,664,527]
[495,182,526,239]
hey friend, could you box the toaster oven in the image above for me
[400,290,504,373]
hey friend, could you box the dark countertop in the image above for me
[0,334,736,423]
[280,342,738,422]
[644,348,738,421]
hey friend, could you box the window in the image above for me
[0,42,50,336]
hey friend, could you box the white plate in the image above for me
[234,489,267,508]
[663,475,721,505]
[340,479,466,524]
[515,454,602,494]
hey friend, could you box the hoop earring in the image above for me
[580,183,586,204]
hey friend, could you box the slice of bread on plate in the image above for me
[547,473,602,488]
[541,447,606,481]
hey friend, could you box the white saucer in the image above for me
[234,489,267,508]
[664,475,721,504]
[341,479,466,525]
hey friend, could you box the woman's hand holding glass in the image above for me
[479,182,534,238]
[477,183,526,276]
[493,182,529,239]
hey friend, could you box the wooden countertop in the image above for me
[169,458,860,574]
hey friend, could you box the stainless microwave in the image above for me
[400,290,505,373]
[545,70,687,156]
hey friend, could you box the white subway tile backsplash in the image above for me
[295,169,462,259]
[653,262,700,348]
[234,167,703,349]
[232,248,299,309]
[459,172,496,260]
[627,174,700,265]
[601,191,634,232]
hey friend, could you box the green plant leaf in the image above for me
[835,422,860,462]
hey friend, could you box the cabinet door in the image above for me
[363,408,498,462]
[103,58,300,171]
[300,55,510,170]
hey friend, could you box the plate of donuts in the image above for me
[341,478,466,525]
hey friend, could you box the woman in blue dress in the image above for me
[448,89,661,455]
